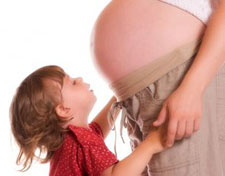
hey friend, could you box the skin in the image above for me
[55,75,97,128]
[54,73,168,175]
[153,0,225,147]
[91,0,206,83]
[91,0,225,148]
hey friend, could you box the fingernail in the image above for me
[167,143,172,147]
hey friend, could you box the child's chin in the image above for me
[92,96,97,105]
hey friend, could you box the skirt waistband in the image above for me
[109,37,203,101]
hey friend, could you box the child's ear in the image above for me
[55,104,72,118]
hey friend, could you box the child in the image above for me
[10,65,167,176]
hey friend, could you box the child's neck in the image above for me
[66,118,90,129]
[73,122,90,129]
[64,109,91,129]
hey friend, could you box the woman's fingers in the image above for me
[175,119,197,140]
[185,120,194,137]
[175,120,186,140]
[194,119,200,132]
[166,119,178,147]
[153,104,167,127]
[167,119,195,147]
[153,85,204,148]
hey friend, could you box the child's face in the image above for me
[61,74,97,116]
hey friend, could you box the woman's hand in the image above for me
[152,84,204,148]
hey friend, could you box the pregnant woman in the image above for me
[91,0,225,175]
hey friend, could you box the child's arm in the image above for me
[92,96,120,139]
[101,126,167,176]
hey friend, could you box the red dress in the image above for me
[49,122,119,176]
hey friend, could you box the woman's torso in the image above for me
[91,0,207,84]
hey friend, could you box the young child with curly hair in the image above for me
[10,65,167,176]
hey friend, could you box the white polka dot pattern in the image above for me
[49,122,119,176]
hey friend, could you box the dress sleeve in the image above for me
[89,121,104,138]
[83,139,119,175]
[71,122,119,175]
[49,133,85,176]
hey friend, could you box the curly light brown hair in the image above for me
[10,65,72,172]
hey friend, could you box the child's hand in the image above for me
[145,122,168,154]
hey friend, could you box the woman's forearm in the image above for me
[179,1,225,94]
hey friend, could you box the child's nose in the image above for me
[77,77,83,82]
[77,77,90,88]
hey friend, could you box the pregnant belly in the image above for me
[90,0,206,84]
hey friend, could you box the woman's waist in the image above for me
[109,36,203,101]
[94,33,205,84]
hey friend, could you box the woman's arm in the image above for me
[92,96,120,139]
[153,0,225,147]
[180,0,225,93]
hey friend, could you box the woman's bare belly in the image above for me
[90,0,206,84]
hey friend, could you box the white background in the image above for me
[0,0,131,175]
